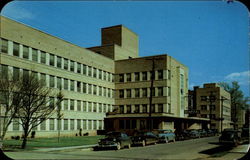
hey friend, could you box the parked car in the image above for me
[206,129,216,137]
[96,131,131,150]
[188,130,200,138]
[219,128,241,146]
[175,130,190,141]
[154,129,175,143]
[131,131,158,146]
[197,129,207,137]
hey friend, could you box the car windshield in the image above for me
[105,132,120,138]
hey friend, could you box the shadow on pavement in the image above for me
[199,145,234,157]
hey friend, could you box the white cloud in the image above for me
[1,2,35,20]
[225,71,250,85]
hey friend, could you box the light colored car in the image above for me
[154,129,176,143]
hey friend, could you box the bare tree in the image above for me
[56,91,64,143]
[15,73,63,149]
[0,75,22,147]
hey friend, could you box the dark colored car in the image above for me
[175,130,190,141]
[188,130,200,138]
[197,129,207,137]
[219,128,241,146]
[206,129,216,136]
[131,131,158,146]
[96,131,131,150]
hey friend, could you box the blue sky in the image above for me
[1,1,249,97]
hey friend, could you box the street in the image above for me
[4,136,248,160]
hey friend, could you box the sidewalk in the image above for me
[35,144,97,152]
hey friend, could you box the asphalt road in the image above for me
[4,136,248,160]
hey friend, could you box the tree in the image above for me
[219,81,249,128]
[56,91,64,143]
[0,74,22,147]
[15,73,63,149]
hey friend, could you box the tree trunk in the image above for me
[21,125,29,149]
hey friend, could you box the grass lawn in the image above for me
[2,135,104,151]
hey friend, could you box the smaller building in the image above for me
[189,83,231,132]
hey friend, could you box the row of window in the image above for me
[0,38,114,82]
[118,70,171,82]
[118,87,171,98]
[0,65,114,98]
[118,104,171,114]
[200,105,216,111]
[12,118,104,131]
[200,114,216,119]
[62,99,113,113]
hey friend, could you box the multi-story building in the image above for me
[0,16,208,138]
[192,83,231,132]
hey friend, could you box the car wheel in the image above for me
[142,140,146,147]
[127,143,131,149]
[116,142,121,150]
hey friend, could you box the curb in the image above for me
[35,144,97,152]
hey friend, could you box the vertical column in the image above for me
[8,41,13,56]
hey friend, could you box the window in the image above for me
[57,56,62,68]
[0,65,8,79]
[77,119,81,130]
[210,105,216,111]
[49,54,55,66]
[88,102,92,112]
[23,69,29,81]
[120,105,124,113]
[98,103,102,112]
[88,84,92,94]
[119,74,124,82]
[0,38,8,53]
[41,51,46,64]
[201,105,207,110]
[142,72,147,81]
[158,87,163,96]
[135,72,140,81]
[99,120,103,130]
[158,70,163,80]
[77,100,81,111]
[142,105,147,113]
[64,58,68,70]
[64,119,68,130]
[70,61,74,72]
[40,119,46,130]
[99,86,102,96]
[32,48,38,62]
[119,90,124,98]
[77,81,81,92]
[93,85,97,95]
[93,68,97,78]
[103,87,106,97]
[103,71,106,80]
[64,99,68,111]
[135,88,140,98]
[49,119,55,130]
[83,120,86,129]
[151,104,155,113]
[126,73,131,82]
[152,88,155,97]
[82,65,86,75]
[40,73,46,86]
[57,77,62,89]
[12,118,19,131]
[126,89,131,98]
[93,103,97,112]
[49,75,55,88]
[134,105,139,113]
[13,42,19,57]
[64,79,68,90]
[167,103,171,113]
[99,70,102,79]
[70,119,74,130]
[201,96,207,101]
[167,87,171,96]
[22,45,29,59]
[103,104,106,113]
[201,114,207,118]
[158,104,163,113]
[167,70,171,79]
[127,105,131,113]
[142,88,147,97]
[89,120,92,130]
[13,67,19,81]
[83,101,87,112]
[82,83,87,93]
[32,71,38,80]
[88,66,92,76]
[70,99,74,110]
[77,63,81,73]
[70,80,74,91]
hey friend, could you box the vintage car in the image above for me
[219,128,241,146]
[131,131,158,146]
[188,130,200,138]
[154,129,175,143]
[197,129,207,137]
[96,131,131,150]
